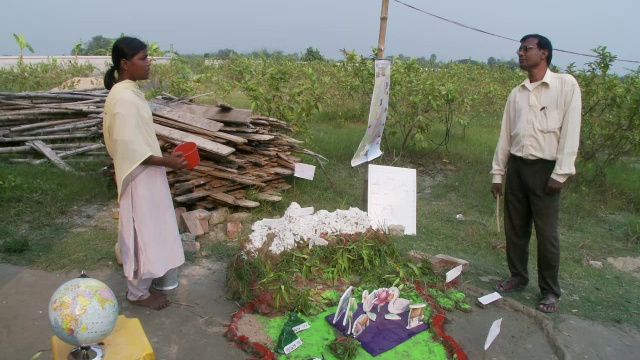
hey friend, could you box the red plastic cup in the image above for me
[173,142,200,169]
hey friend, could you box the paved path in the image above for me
[2,261,639,360]
[0,261,246,360]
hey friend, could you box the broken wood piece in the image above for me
[149,102,224,132]
[27,140,75,172]
[256,193,282,202]
[32,143,105,164]
[153,124,235,156]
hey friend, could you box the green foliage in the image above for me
[301,47,325,62]
[13,33,35,66]
[226,230,438,316]
[77,35,113,55]
[225,55,328,132]
[567,46,640,181]
[0,59,96,92]
[147,56,202,97]
[329,336,360,360]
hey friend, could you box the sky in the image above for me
[1,0,638,73]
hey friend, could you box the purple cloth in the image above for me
[325,303,429,356]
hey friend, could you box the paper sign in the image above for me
[367,164,417,235]
[484,318,503,351]
[445,265,463,283]
[351,59,391,167]
[283,337,303,354]
[478,292,502,305]
[294,163,316,180]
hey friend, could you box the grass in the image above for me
[1,111,638,328]
[0,159,116,270]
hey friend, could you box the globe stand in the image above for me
[67,344,103,360]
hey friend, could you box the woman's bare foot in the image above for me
[130,291,170,310]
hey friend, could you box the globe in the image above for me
[48,273,119,348]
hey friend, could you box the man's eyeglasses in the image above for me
[517,45,537,53]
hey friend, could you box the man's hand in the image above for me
[491,183,502,199]
[545,178,563,195]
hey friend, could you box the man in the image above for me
[490,34,581,313]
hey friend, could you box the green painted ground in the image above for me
[258,309,449,360]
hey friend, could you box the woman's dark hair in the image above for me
[520,34,553,66]
[103,36,147,90]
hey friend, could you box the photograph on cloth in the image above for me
[407,303,426,329]
[332,286,353,324]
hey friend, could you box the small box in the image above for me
[51,315,154,360]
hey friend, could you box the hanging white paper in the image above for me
[351,59,391,167]
[484,318,503,351]
[294,163,316,180]
[445,265,463,283]
[478,292,502,305]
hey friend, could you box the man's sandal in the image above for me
[538,294,559,313]
[492,278,526,293]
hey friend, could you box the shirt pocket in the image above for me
[538,108,563,133]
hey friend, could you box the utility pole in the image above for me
[377,0,390,59]
[363,0,390,211]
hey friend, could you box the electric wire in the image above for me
[393,0,640,65]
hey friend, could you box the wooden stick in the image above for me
[0,131,100,142]
[496,194,501,233]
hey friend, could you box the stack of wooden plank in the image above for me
[0,90,324,209]
[0,89,108,167]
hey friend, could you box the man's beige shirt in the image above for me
[491,69,582,183]
[103,80,162,200]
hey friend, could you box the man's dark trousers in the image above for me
[504,154,561,298]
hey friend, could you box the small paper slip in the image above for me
[284,337,303,354]
[294,163,316,180]
[478,292,502,305]
[445,265,463,283]
[484,318,503,350]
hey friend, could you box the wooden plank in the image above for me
[27,140,75,172]
[33,143,105,164]
[228,133,275,141]
[149,102,223,132]
[208,192,238,206]
[174,191,211,203]
[257,193,282,202]
[153,124,235,156]
[0,131,100,142]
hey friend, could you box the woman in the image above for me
[103,37,186,310]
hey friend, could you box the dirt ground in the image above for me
[2,260,639,360]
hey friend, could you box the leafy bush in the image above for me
[0,59,96,92]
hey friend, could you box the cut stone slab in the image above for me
[227,212,251,223]
[175,207,187,233]
[182,211,205,236]
[588,261,603,269]
[181,232,196,242]
[430,254,470,273]
[182,241,200,253]
[227,222,243,239]
[388,224,405,236]
[209,207,229,226]
[193,209,211,234]
[606,257,640,277]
